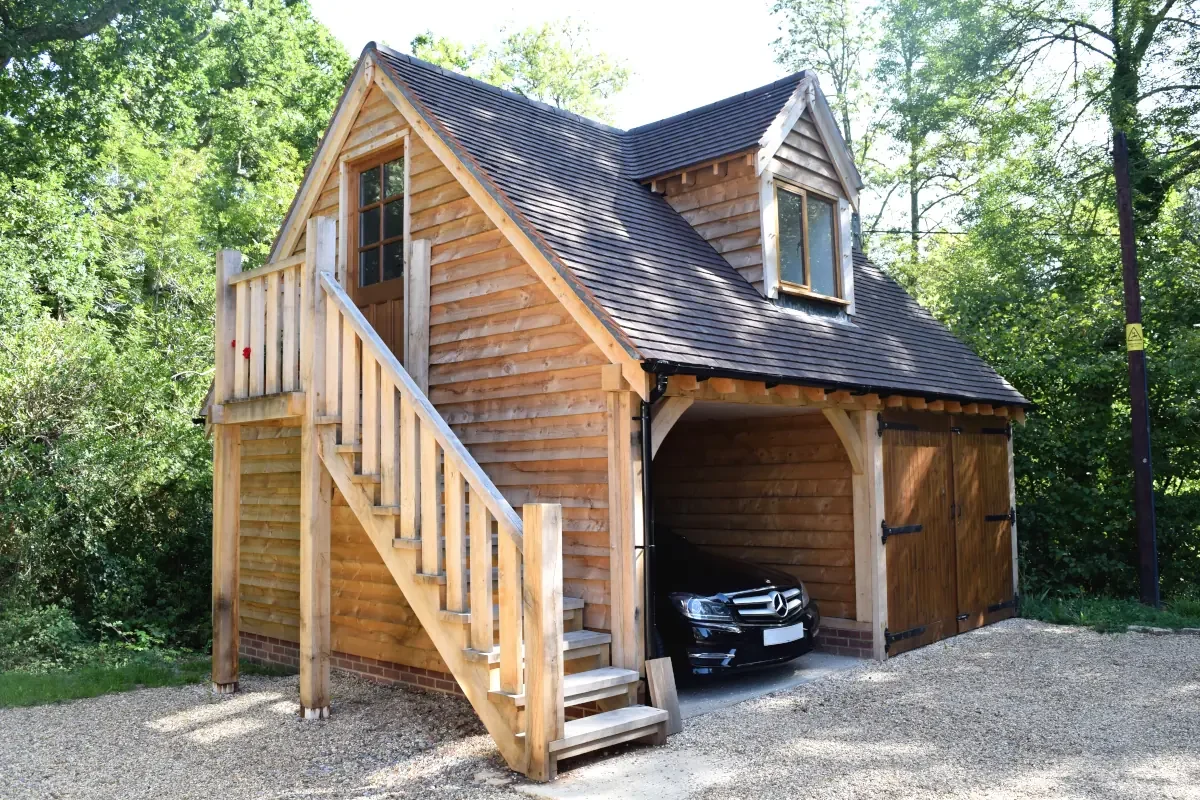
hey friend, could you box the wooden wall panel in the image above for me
[653,413,857,619]
[768,111,845,200]
[238,424,447,672]
[662,156,763,290]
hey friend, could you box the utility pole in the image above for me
[1111,131,1159,608]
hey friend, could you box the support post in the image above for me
[848,411,874,629]
[865,410,888,660]
[605,389,638,672]
[1112,131,1159,607]
[405,238,431,395]
[212,249,242,694]
[299,216,336,718]
[523,503,564,782]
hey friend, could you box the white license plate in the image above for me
[763,622,805,646]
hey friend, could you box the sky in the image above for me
[309,0,789,130]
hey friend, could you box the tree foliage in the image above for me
[0,0,350,650]
[411,20,630,122]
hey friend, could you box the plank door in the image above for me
[349,148,406,360]
[952,428,1016,632]
[883,427,958,656]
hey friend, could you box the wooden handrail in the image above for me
[228,251,306,285]
[318,271,524,550]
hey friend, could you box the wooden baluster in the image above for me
[249,277,265,397]
[523,503,564,782]
[444,459,466,611]
[265,270,280,394]
[324,295,340,417]
[341,327,359,445]
[469,490,493,653]
[281,266,298,392]
[234,280,249,399]
[498,524,521,695]
[362,348,379,478]
[420,426,441,575]
[399,394,419,539]
[380,377,398,509]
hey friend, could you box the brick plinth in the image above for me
[815,624,873,659]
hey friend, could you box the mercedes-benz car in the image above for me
[655,528,820,676]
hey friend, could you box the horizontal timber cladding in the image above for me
[767,110,846,201]
[661,154,763,291]
[238,424,448,673]
[414,116,614,628]
[271,83,615,632]
[652,413,856,620]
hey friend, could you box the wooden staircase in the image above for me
[212,219,667,780]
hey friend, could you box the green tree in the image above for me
[411,20,630,123]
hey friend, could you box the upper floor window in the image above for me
[776,182,841,301]
[357,156,405,287]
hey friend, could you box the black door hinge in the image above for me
[878,418,919,437]
[957,613,970,621]
[984,507,1015,523]
[884,625,927,653]
[987,596,1019,613]
[982,424,1012,439]
[881,520,922,544]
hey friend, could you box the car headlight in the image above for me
[669,593,735,623]
[800,584,810,608]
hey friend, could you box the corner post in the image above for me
[865,410,888,660]
[604,366,639,673]
[299,217,336,718]
[212,249,242,694]
[523,503,564,782]
[848,410,874,631]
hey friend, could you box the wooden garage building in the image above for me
[204,44,1028,781]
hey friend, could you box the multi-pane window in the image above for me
[776,183,840,299]
[357,157,405,287]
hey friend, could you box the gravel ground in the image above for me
[2,619,1198,799]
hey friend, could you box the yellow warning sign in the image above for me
[1126,323,1145,351]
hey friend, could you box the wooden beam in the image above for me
[822,407,864,475]
[1013,407,1026,424]
[907,397,927,411]
[885,395,905,408]
[963,403,979,415]
[978,403,994,416]
[298,216,336,719]
[801,386,826,403]
[743,380,769,396]
[211,423,240,694]
[849,411,874,636]
[405,238,431,394]
[865,410,887,660]
[646,657,682,736]
[861,393,881,409]
[601,363,628,392]
[926,399,945,412]
[994,405,1010,418]
[945,400,963,413]
[672,374,699,392]
[829,389,852,405]
[1007,431,1020,598]
[606,390,637,671]
[680,171,691,185]
[650,396,693,459]
[214,250,241,407]
[370,58,648,399]
[213,392,306,425]
[709,377,737,394]
[523,503,565,782]
[771,384,801,400]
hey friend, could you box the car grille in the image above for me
[727,586,804,624]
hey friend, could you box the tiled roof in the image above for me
[373,46,1027,406]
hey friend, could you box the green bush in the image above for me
[0,605,85,672]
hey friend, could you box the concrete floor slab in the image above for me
[676,651,861,719]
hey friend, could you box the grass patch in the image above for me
[0,652,295,708]
[1022,593,1200,633]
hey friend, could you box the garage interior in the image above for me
[651,399,1019,666]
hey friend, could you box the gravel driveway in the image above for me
[1,619,1197,799]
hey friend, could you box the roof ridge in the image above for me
[624,70,808,135]
[371,42,627,135]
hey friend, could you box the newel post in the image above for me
[298,217,336,718]
[522,503,565,781]
[212,249,243,694]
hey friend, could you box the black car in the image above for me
[655,529,820,676]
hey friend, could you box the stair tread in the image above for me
[463,629,612,664]
[350,472,380,484]
[440,596,584,624]
[391,534,498,548]
[549,705,669,753]
[335,443,362,454]
[492,666,637,707]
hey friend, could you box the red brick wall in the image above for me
[815,624,873,659]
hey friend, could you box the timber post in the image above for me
[298,216,336,718]
[603,366,640,673]
[212,249,242,694]
[522,503,565,782]
[865,410,888,660]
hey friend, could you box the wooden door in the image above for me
[349,148,407,359]
[883,426,958,656]
[952,427,1015,631]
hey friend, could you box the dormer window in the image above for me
[776,182,841,301]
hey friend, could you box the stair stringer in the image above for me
[315,425,528,773]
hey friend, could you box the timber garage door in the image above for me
[881,414,1015,656]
